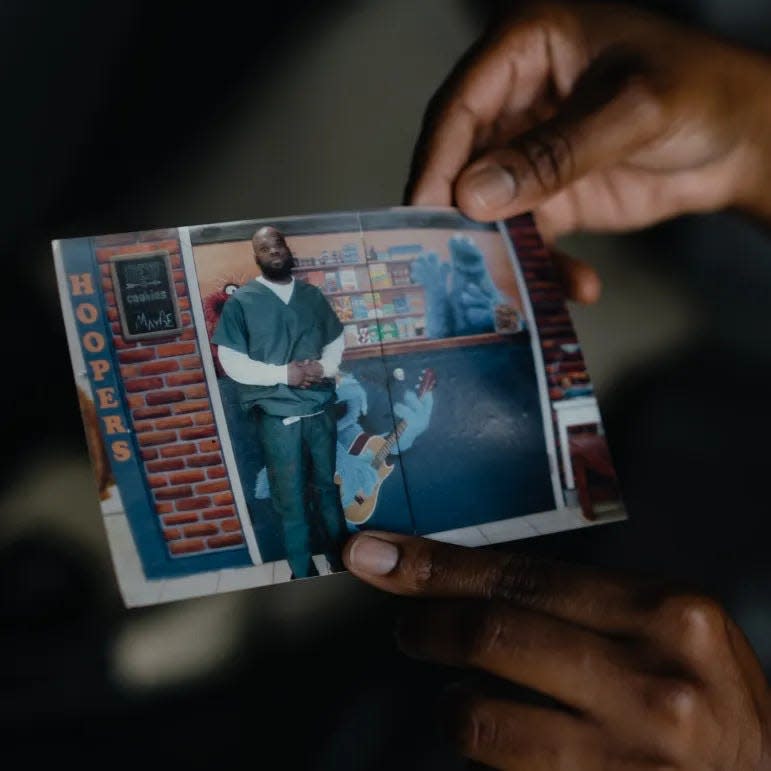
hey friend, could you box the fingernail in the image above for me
[466,164,516,209]
[349,535,399,576]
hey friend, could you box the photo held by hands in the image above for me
[47,1,771,769]
[55,206,622,602]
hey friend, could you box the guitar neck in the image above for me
[372,420,407,468]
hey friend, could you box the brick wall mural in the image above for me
[506,216,590,491]
[93,230,244,558]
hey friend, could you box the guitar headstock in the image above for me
[416,368,437,398]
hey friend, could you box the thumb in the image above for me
[455,63,665,222]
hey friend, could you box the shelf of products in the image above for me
[293,257,417,271]
[294,245,428,353]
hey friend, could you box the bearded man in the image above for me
[213,226,347,578]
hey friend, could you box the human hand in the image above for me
[344,532,771,769]
[287,360,325,388]
[287,360,308,387]
[302,360,325,385]
[408,1,771,294]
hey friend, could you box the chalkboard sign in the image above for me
[110,251,182,340]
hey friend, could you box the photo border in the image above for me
[53,208,626,605]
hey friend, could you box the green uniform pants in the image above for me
[256,405,348,578]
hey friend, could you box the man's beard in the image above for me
[260,257,295,281]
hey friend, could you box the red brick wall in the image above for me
[507,217,591,492]
[94,229,245,557]
[507,219,589,397]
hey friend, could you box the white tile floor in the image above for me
[429,526,490,548]
[477,516,540,544]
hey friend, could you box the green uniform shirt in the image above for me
[212,280,344,417]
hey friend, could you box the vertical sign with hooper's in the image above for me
[111,251,182,340]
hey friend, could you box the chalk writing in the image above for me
[111,251,181,339]
[127,290,168,304]
[133,310,176,332]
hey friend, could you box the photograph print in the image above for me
[53,207,625,606]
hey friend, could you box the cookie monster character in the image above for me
[411,233,522,338]
[255,371,433,529]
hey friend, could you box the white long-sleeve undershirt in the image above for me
[217,275,345,387]
[218,346,288,386]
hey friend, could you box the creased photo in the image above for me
[53,207,625,606]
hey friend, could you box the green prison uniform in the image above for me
[212,280,347,578]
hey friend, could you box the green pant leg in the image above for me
[304,406,349,571]
[256,411,318,579]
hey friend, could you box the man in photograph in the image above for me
[212,226,348,578]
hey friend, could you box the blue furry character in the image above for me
[411,233,511,337]
[447,233,504,334]
[410,251,452,338]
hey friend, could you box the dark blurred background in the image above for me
[2,1,771,767]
